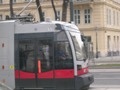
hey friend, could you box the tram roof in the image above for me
[0,20,78,30]
[40,21,78,30]
[0,20,79,34]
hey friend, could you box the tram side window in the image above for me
[19,41,35,72]
[54,42,73,69]
[19,40,53,72]
[37,40,53,72]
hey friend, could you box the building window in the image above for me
[84,36,91,42]
[106,8,112,25]
[107,36,111,51]
[13,0,16,3]
[106,9,109,24]
[25,0,31,2]
[84,9,91,24]
[117,36,119,51]
[114,36,116,51]
[113,11,115,25]
[0,14,3,20]
[56,11,61,20]
[109,9,111,25]
[117,12,119,26]
[115,12,117,26]
[0,0,3,4]
[42,12,45,20]
[74,9,80,24]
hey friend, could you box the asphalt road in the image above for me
[88,70,120,90]
[89,87,120,90]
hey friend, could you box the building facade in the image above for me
[0,0,120,57]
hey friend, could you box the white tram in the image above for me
[0,20,94,90]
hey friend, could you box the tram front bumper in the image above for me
[75,73,94,90]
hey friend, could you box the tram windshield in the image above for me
[70,31,86,61]
[54,31,73,69]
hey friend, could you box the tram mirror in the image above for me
[81,35,85,42]
[83,58,86,62]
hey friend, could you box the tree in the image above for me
[10,0,14,18]
[62,0,69,21]
[35,0,44,21]
[69,0,74,21]
[51,0,57,20]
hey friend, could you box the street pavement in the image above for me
[88,56,120,90]
[89,69,120,90]
[89,69,120,72]
[89,87,120,90]
[0,82,12,90]
[89,56,120,66]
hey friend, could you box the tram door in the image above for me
[18,38,54,88]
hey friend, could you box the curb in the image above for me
[91,85,120,88]
[89,69,120,72]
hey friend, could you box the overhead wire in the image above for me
[17,0,33,16]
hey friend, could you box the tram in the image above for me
[0,19,94,90]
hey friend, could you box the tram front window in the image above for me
[54,31,73,69]
[70,32,86,61]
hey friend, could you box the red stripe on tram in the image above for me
[15,70,35,79]
[15,69,74,79]
[54,69,74,78]
[77,67,89,76]
[15,68,89,79]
